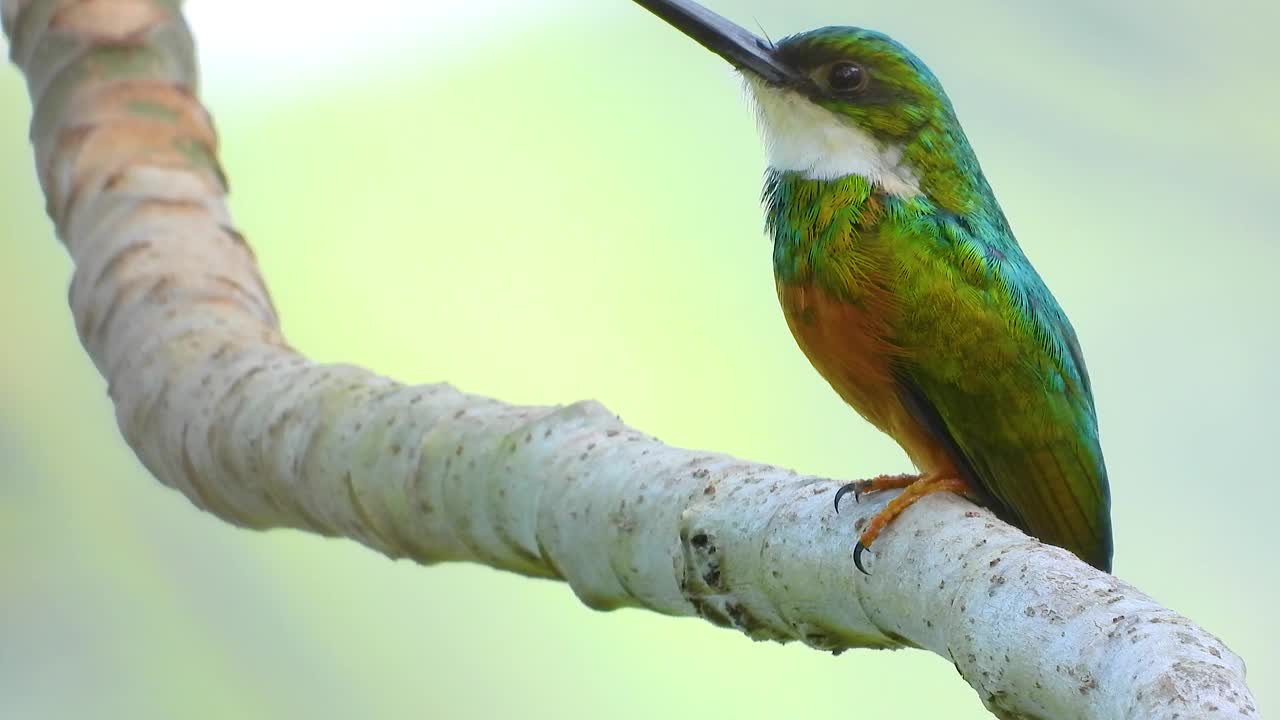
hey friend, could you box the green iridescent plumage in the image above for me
[764,28,1112,570]
[630,1,1112,571]
[767,168,1112,569]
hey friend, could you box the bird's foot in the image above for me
[834,472,920,512]
[852,474,970,575]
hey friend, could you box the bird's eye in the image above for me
[827,62,868,93]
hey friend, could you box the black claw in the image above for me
[853,541,872,575]
[834,482,861,513]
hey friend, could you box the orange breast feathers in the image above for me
[775,279,959,477]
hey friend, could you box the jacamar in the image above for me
[632,0,1113,573]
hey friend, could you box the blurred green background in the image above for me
[2,1,1277,717]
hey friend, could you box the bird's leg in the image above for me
[852,474,971,574]
[833,472,920,512]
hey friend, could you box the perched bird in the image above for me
[632,0,1113,573]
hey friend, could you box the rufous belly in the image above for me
[776,278,959,478]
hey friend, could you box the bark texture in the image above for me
[2,1,1259,718]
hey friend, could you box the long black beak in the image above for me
[631,0,802,86]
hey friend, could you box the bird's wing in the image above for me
[891,214,1113,570]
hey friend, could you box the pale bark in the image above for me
[2,2,1260,718]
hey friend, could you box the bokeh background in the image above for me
[3,1,1277,717]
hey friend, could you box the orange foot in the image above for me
[833,473,920,511]
[847,474,971,575]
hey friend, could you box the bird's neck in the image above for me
[757,165,1008,292]
[896,122,998,217]
[765,171,905,286]
[764,130,1005,288]
[750,81,994,218]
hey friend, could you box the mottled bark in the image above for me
[2,1,1258,718]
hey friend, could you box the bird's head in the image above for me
[635,0,985,211]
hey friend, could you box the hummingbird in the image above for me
[632,0,1113,573]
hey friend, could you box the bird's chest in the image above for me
[776,276,957,473]
[767,175,915,425]
[775,277,903,430]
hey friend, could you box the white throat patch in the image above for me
[744,76,922,198]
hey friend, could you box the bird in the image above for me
[631,0,1113,574]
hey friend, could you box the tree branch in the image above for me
[3,2,1258,718]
